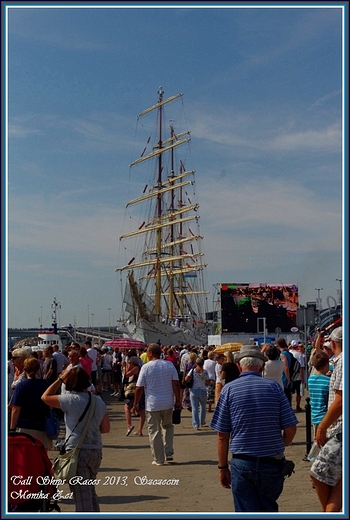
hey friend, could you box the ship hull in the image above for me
[124,318,207,346]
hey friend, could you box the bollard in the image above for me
[304,397,312,460]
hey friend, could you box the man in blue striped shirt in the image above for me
[210,344,298,512]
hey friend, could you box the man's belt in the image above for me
[232,453,284,466]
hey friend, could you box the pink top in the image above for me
[80,356,93,376]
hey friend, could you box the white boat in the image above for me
[33,330,64,351]
[116,87,209,346]
[36,297,64,349]
[13,330,64,352]
[23,298,64,351]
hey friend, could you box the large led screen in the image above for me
[220,283,298,333]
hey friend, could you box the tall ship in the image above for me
[116,87,209,346]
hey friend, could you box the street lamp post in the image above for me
[87,305,90,329]
[108,308,111,333]
[40,306,43,330]
[315,288,323,328]
[335,278,342,309]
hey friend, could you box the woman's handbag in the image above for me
[52,445,81,481]
[172,408,181,424]
[52,393,96,480]
[124,382,136,398]
[45,409,61,440]
[183,369,194,389]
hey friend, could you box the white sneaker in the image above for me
[152,461,164,466]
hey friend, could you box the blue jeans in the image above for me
[230,457,284,512]
[190,388,207,428]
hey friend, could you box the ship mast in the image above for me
[155,86,164,318]
[169,122,175,319]
[51,297,61,333]
[116,88,209,329]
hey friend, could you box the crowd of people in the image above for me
[7,326,343,513]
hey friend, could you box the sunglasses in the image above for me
[12,356,20,359]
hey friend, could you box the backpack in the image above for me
[289,354,301,381]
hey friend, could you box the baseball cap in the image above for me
[291,340,298,347]
[330,327,342,343]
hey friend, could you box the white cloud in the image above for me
[309,89,341,109]
[9,199,124,257]
[8,123,43,138]
[199,176,341,270]
[9,170,341,277]
[267,123,341,151]
[190,107,341,155]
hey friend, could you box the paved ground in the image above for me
[46,390,324,517]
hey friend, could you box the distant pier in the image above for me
[8,326,124,350]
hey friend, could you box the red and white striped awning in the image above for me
[103,338,147,350]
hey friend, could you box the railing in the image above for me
[65,327,124,345]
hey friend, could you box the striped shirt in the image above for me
[307,374,330,425]
[328,352,342,434]
[210,371,298,457]
[137,359,179,412]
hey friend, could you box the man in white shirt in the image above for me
[203,351,216,412]
[85,340,98,385]
[132,343,181,465]
[52,344,68,375]
[290,340,305,412]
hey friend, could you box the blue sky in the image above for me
[5,2,346,329]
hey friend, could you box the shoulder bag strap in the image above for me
[61,392,92,450]
[75,394,96,450]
